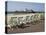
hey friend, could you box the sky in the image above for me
[7,1,45,12]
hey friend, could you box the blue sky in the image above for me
[7,1,45,12]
